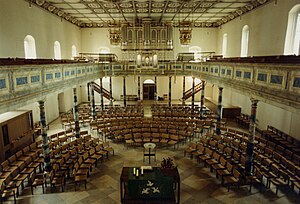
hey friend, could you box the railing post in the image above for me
[168,76,172,107]
[91,83,96,120]
[154,76,157,101]
[192,77,195,116]
[123,76,127,107]
[109,77,113,106]
[216,87,223,135]
[38,100,52,172]
[246,98,259,175]
[182,76,185,105]
[73,87,80,138]
[200,80,205,120]
[99,77,104,110]
[87,82,90,103]
[138,76,141,101]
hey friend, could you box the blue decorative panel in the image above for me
[46,73,53,80]
[0,79,6,89]
[244,72,251,79]
[270,75,283,84]
[293,77,300,88]
[205,67,208,72]
[16,77,28,85]
[186,65,192,69]
[236,71,242,77]
[65,71,70,76]
[227,70,232,76]
[55,73,61,78]
[257,73,267,82]
[173,65,181,69]
[210,68,213,73]
[78,69,81,74]
[221,69,225,75]
[71,70,75,75]
[31,75,40,83]
[159,65,165,69]
[214,68,218,73]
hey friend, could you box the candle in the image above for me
[136,169,139,177]
[141,168,144,175]
[133,168,136,175]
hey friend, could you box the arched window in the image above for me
[24,35,37,59]
[241,25,249,57]
[222,33,228,58]
[71,45,77,59]
[99,47,110,54]
[284,5,300,55]
[54,41,61,60]
[189,46,202,61]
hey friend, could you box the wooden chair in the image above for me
[103,141,114,157]
[72,168,87,191]
[184,142,198,158]
[0,182,16,204]
[49,167,65,192]
[216,162,233,184]
[223,168,241,192]
[206,152,221,172]
[30,172,46,195]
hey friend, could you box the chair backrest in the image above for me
[233,168,240,179]
[226,162,233,172]
[220,157,227,166]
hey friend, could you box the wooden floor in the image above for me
[4,101,299,204]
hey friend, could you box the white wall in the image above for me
[0,0,81,58]
[217,0,300,56]
[81,28,122,59]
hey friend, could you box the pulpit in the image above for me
[120,167,180,204]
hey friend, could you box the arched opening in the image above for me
[54,41,61,60]
[222,33,228,58]
[284,5,300,55]
[241,25,249,57]
[99,47,110,54]
[24,35,37,59]
[189,46,202,61]
[71,45,77,59]
[143,79,156,100]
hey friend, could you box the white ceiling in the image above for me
[27,0,273,27]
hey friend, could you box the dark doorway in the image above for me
[143,84,156,100]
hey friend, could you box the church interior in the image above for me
[0,0,300,203]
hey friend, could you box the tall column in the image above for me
[123,76,127,107]
[109,77,113,106]
[245,98,259,175]
[73,88,80,138]
[154,76,157,101]
[91,84,96,120]
[99,78,104,110]
[138,76,141,101]
[168,76,172,107]
[200,80,205,120]
[87,82,90,103]
[182,76,186,105]
[191,77,195,116]
[38,100,52,172]
[215,87,223,135]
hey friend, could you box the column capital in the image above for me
[250,97,259,104]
